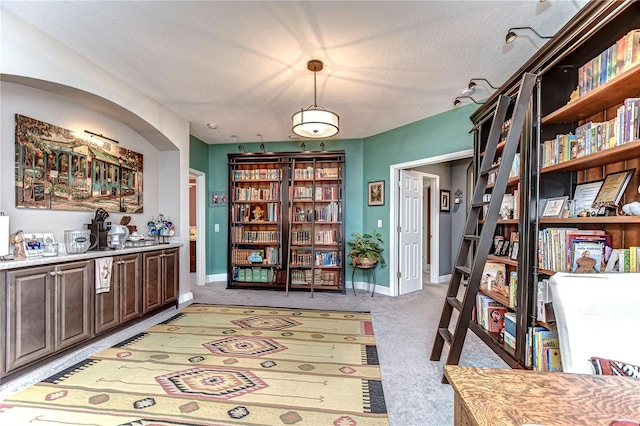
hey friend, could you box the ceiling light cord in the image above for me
[505,26,553,43]
[453,96,484,107]
[468,78,499,90]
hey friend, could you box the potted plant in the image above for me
[347,229,387,269]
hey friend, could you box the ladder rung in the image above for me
[438,328,453,346]
[463,234,480,241]
[455,265,471,275]
[480,164,500,176]
[471,201,489,208]
[447,296,463,312]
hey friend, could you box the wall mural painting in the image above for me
[14,114,144,213]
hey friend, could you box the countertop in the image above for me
[0,243,183,271]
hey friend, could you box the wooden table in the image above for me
[445,366,640,426]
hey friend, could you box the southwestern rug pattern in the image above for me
[1,304,388,425]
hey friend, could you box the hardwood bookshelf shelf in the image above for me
[479,287,514,310]
[486,255,518,267]
[468,321,520,369]
[540,140,640,174]
[542,63,640,124]
[539,216,640,224]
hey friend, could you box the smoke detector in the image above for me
[207,123,219,130]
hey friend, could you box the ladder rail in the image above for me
[429,73,537,376]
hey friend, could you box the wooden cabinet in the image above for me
[143,248,179,313]
[469,2,640,368]
[227,151,345,292]
[5,260,92,374]
[95,253,142,334]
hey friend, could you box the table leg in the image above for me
[352,267,357,296]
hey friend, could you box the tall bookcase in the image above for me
[228,151,345,293]
[469,1,640,368]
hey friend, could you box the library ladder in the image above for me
[285,158,317,297]
[429,72,536,381]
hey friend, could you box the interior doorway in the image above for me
[388,149,473,297]
[189,168,206,287]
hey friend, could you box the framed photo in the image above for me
[209,191,228,207]
[592,169,635,207]
[440,189,451,212]
[572,179,604,216]
[542,196,569,217]
[368,181,384,206]
[510,241,519,260]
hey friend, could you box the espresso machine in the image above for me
[87,208,112,251]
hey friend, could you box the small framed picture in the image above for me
[500,240,510,257]
[209,191,228,207]
[541,196,569,217]
[440,189,451,212]
[510,241,519,260]
[592,169,635,207]
[572,179,604,215]
[368,181,384,206]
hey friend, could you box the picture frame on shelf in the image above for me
[572,179,604,216]
[368,181,384,206]
[440,189,451,212]
[510,241,519,260]
[541,196,569,218]
[592,169,635,212]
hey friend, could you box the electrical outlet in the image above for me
[214,224,220,232]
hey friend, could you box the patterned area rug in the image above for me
[1,304,388,425]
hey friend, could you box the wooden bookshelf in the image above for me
[540,139,640,174]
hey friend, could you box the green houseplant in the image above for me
[347,229,387,269]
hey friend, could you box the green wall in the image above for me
[191,104,477,288]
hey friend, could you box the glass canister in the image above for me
[64,230,91,254]
[42,235,58,257]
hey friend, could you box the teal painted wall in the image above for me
[190,104,477,285]
[360,105,476,287]
[189,135,210,173]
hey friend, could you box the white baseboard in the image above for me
[178,291,193,305]
[438,274,451,283]
[206,273,227,283]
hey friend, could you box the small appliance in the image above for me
[107,224,130,249]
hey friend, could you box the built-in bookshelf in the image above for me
[469,1,640,370]
[227,152,345,292]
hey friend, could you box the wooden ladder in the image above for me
[429,73,536,381]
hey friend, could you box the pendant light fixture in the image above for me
[292,60,339,139]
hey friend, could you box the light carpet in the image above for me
[1,304,388,425]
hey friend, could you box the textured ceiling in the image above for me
[1,1,588,144]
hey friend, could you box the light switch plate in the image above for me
[377,219,382,228]
[214,224,220,232]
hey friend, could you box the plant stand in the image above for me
[351,264,376,297]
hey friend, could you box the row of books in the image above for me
[290,249,313,266]
[290,269,339,286]
[542,99,640,168]
[292,185,341,200]
[577,29,640,98]
[293,167,340,180]
[537,228,612,273]
[232,203,280,222]
[234,267,275,283]
[605,247,640,273]
[315,251,341,267]
[233,182,280,201]
[233,168,280,181]
[481,188,520,221]
[526,327,561,372]
[292,230,340,245]
[233,227,279,244]
[486,153,520,185]
[503,312,516,350]
[536,279,552,324]
[475,293,507,334]
[231,248,279,265]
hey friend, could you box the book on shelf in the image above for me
[503,312,517,349]
[536,278,551,323]
[531,328,561,372]
[487,305,507,333]
[571,240,605,273]
[508,271,517,308]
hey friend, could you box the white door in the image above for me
[399,169,423,295]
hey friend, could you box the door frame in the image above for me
[389,149,473,297]
[189,168,206,287]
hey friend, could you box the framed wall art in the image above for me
[14,114,144,213]
[440,189,451,212]
[368,181,384,206]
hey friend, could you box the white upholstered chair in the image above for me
[548,272,640,375]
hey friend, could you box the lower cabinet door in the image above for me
[143,251,163,313]
[55,260,93,351]
[120,253,142,323]
[95,258,120,335]
[162,249,179,305]
[5,266,55,373]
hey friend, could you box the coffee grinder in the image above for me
[87,208,112,251]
